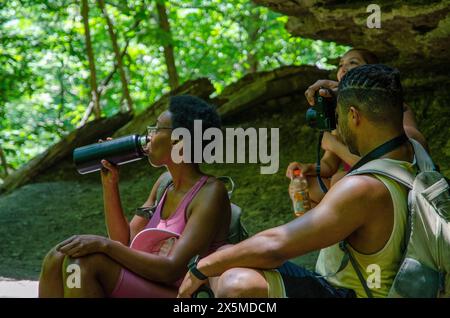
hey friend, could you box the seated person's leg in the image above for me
[62,253,177,298]
[211,261,356,298]
[110,267,178,298]
[276,261,355,298]
[39,247,66,297]
[206,244,269,298]
[62,253,121,297]
[210,268,269,298]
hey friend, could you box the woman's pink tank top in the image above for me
[146,175,209,233]
[145,175,226,255]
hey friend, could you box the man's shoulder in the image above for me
[327,174,392,208]
[336,173,389,193]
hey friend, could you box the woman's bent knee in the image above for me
[64,253,108,273]
[42,247,65,270]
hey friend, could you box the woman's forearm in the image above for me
[318,160,335,177]
[332,142,360,167]
[102,184,130,245]
[318,151,341,177]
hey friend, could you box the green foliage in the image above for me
[0,0,348,177]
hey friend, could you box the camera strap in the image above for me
[317,133,408,193]
[348,133,408,173]
[316,131,329,193]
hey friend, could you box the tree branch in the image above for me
[77,19,141,128]
[81,0,101,119]
[0,145,9,178]
[98,0,134,113]
[156,1,179,90]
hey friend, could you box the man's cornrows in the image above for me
[337,64,404,125]
[339,64,402,92]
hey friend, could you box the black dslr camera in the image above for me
[305,91,337,131]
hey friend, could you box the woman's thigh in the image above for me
[64,253,122,296]
[110,268,178,298]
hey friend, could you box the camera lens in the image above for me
[306,108,318,128]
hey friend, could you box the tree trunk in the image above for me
[247,52,259,74]
[156,1,180,91]
[0,145,8,178]
[78,18,142,128]
[98,0,134,113]
[244,10,262,74]
[78,38,131,128]
[81,0,101,119]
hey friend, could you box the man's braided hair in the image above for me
[337,64,404,126]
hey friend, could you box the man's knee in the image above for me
[215,268,266,298]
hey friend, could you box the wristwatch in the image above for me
[188,255,208,280]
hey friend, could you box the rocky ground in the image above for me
[0,277,38,298]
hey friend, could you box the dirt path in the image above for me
[0,277,38,298]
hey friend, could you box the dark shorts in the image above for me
[277,261,356,298]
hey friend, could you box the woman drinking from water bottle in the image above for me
[39,95,231,298]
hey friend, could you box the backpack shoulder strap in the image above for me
[135,172,172,219]
[156,171,173,203]
[348,139,435,186]
[340,242,374,298]
[315,242,374,297]
[409,138,436,172]
[347,159,415,190]
[216,176,235,199]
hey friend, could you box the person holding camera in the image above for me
[39,95,231,297]
[286,48,427,206]
[178,64,417,298]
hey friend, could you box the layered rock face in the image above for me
[253,1,450,72]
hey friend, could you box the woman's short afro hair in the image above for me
[168,95,222,135]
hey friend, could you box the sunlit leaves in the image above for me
[0,0,348,176]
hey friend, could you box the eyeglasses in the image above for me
[147,125,172,137]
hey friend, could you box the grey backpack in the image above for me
[136,172,249,244]
[348,139,450,297]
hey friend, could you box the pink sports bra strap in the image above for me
[177,175,209,212]
[146,175,209,230]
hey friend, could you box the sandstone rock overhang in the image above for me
[253,0,450,73]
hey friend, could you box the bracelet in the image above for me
[188,255,208,280]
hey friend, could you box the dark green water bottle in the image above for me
[73,134,148,174]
